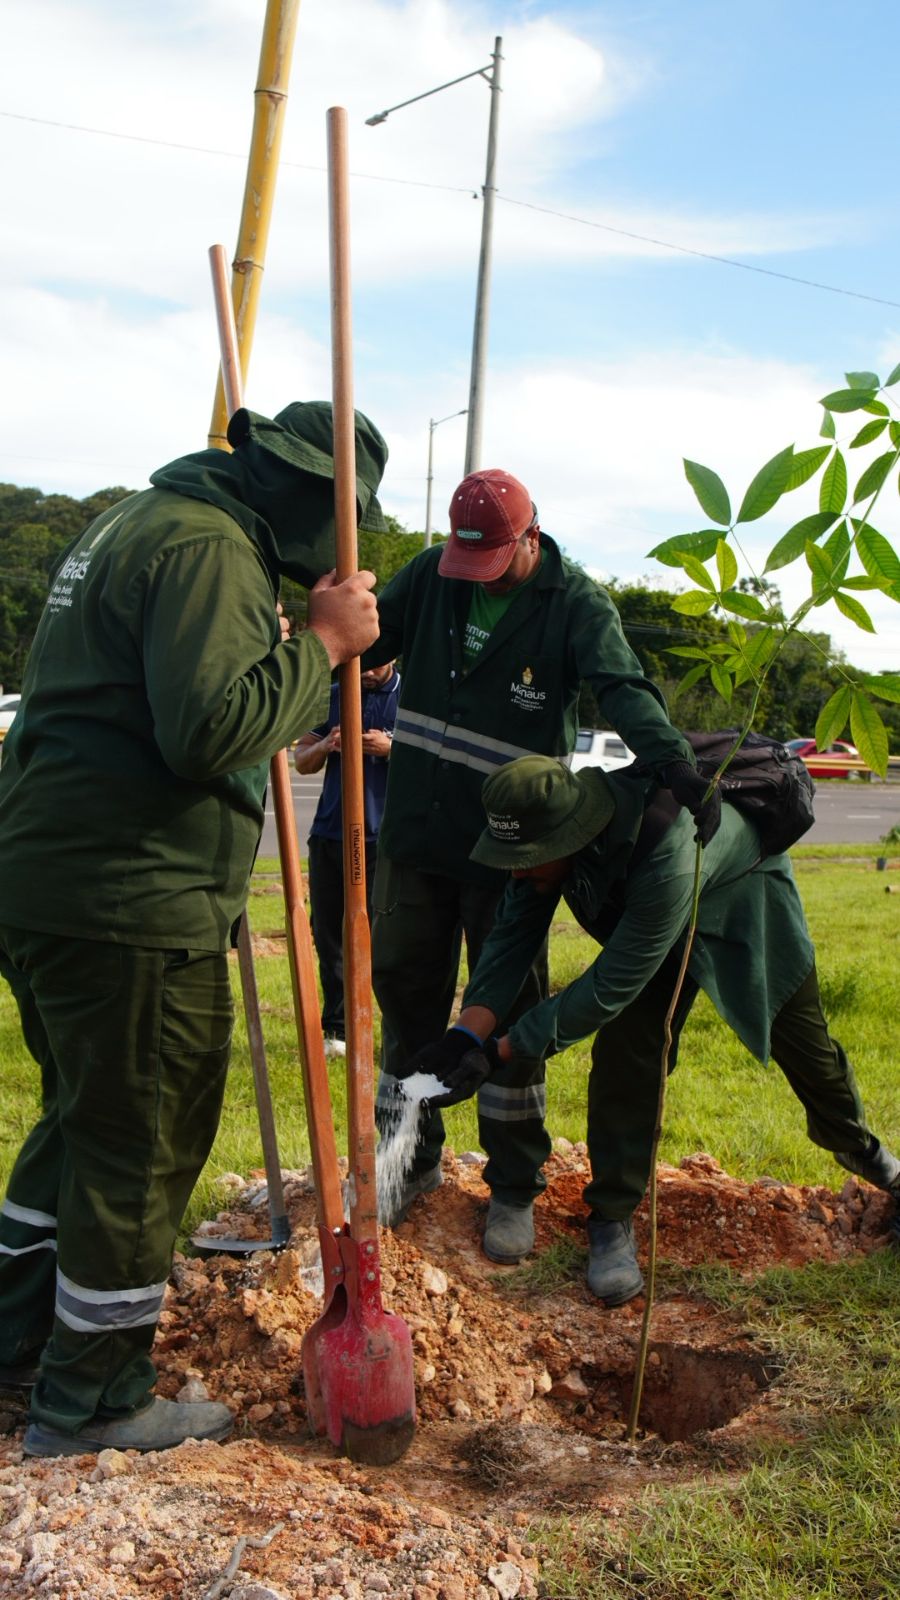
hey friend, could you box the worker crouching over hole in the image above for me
[394,755,900,1304]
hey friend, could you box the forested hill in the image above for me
[1,480,897,750]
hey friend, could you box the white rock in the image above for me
[176,1376,210,1403]
[421,1265,449,1296]
[488,1562,523,1599]
[459,1151,485,1165]
[108,1539,136,1564]
[24,1532,59,1560]
[230,1586,291,1600]
[93,1448,132,1480]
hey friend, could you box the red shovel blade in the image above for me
[301,1225,346,1438]
[315,1229,416,1465]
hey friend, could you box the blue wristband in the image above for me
[450,1025,483,1046]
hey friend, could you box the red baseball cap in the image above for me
[438,468,535,580]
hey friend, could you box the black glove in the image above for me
[662,761,722,847]
[397,1027,499,1109]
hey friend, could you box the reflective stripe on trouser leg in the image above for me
[583,950,699,1220]
[478,1068,551,1206]
[0,930,232,1432]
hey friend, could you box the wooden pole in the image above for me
[326,106,377,1243]
[208,0,303,447]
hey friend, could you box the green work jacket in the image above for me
[463,784,814,1063]
[366,537,693,885]
[0,489,331,950]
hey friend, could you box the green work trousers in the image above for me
[584,956,873,1219]
[0,927,232,1433]
[372,857,551,1205]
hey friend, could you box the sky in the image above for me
[2,0,900,674]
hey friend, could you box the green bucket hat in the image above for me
[470,756,616,869]
[227,401,388,533]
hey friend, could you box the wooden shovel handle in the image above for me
[327,108,378,1242]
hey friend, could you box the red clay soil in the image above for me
[0,1147,894,1599]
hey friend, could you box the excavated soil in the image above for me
[0,1147,895,1599]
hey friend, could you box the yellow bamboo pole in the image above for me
[208,0,303,448]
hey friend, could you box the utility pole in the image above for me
[464,36,502,475]
[424,409,467,546]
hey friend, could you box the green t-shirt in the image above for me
[462,554,545,669]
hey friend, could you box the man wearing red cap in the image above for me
[365,468,714,1262]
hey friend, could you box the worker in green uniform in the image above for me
[366,467,717,1262]
[410,756,900,1303]
[0,401,386,1456]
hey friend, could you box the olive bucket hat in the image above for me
[227,401,388,533]
[470,756,616,870]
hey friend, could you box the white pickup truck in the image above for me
[568,729,635,774]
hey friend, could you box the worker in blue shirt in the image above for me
[294,660,399,1055]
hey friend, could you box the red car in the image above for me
[785,738,871,780]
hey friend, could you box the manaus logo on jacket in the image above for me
[509,665,546,711]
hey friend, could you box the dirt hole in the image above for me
[616,1342,779,1442]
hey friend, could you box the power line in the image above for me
[3,108,898,308]
[497,195,900,310]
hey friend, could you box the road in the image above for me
[259,763,900,858]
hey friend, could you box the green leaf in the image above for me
[726,620,748,647]
[819,449,847,514]
[853,450,896,504]
[806,540,834,600]
[825,522,850,585]
[850,690,889,777]
[719,589,767,619]
[890,421,900,448]
[710,664,733,703]
[678,553,718,591]
[834,591,875,632]
[820,409,836,439]
[736,445,795,524]
[672,663,706,699]
[856,525,900,585]
[683,460,731,526]
[885,361,900,388]
[786,445,830,490]
[742,629,779,671]
[815,685,852,749]
[763,511,837,573]
[842,575,883,590]
[671,590,717,616]
[715,539,738,590]
[666,645,713,661]
[864,399,889,416]
[820,388,879,413]
[860,673,900,705]
[849,418,888,449]
[845,370,880,390]
[646,530,721,566]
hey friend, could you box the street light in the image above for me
[365,37,503,476]
[424,408,467,547]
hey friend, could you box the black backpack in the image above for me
[629,729,816,866]
[686,729,816,857]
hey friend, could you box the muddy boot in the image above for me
[586,1215,644,1306]
[0,1357,42,1391]
[483,1199,534,1264]
[24,1396,234,1457]
[381,1164,443,1228]
[835,1137,900,1238]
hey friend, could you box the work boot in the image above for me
[23,1396,234,1458]
[835,1137,900,1239]
[382,1164,442,1228]
[0,1357,42,1390]
[586,1215,644,1306]
[483,1198,535,1264]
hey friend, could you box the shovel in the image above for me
[208,233,413,1462]
[305,108,416,1465]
